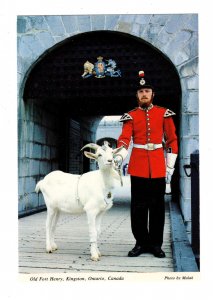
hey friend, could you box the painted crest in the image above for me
[82,56,121,79]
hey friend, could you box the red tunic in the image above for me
[117,105,178,178]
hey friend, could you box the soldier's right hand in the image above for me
[114,155,123,169]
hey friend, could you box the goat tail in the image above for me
[35,180,43,194]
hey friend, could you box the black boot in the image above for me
[128,244,150,257]
[151,246,166,258]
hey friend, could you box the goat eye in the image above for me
[98,154,102,157]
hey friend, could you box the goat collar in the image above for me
[104,191,113,205]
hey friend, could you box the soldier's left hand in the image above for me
[166,166,175,184]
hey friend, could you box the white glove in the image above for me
[114,155,123,168]
[166,166,175,184]
[165,153,177,194]
[113,146,128,169]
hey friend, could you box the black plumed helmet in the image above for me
[136,70,154,91]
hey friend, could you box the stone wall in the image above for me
[18,100,59,215]
[17,14,198,234]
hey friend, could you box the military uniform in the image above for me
[117,104,178,251]
[118,104,178,177]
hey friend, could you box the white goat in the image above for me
[35,141,124,261]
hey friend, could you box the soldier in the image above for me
[114,70,178,258]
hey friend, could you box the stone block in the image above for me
[37,31,55,49]
[164,14,191,34]
[150,14,169,26]
[132,23,140,36]
[40,161,51,175]
[17,17,30,34]
[25,176,36,194]
[77,16,91,33]
[180,195,191,222]
[182,91,199,113]
[54,36,67,43]
[91,15,105,30]
[18,198,25,213]
[181,113,199,136]
[34,124,46,144]
[17,35,33,59]
[151,23,164,38]
[171,50,189,66]
[27,16,49,31]
[105,15,120,30]
[29,159,40,176]
[32,105,42,124]
[119,15,135,23]
[180,176,191,199]
[18,158,30,177]
[62,16,78,34]
[45,16,65,36]
[24,34,45,58]
[182,137,199,159]
[25,142,33,158]
[116,21,132,34]
[179,57,198,77]
[50,146,57,159]
[185,14,198,32]
[42,145,51,160]
[186,75,199,90]
[134,15,152,25]
[27,192,39,210]
[155,31,172,47]
[32,143,42,159]
[17,55,30,75]
[39,193,45,206]
[183,33,198,58]
[18,177,25,196]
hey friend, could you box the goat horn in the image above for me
[80,143,100,151]
[112,146,124,154]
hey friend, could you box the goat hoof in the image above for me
[51,243,58,251]
[46,247,53,253]
[91,256,100,262]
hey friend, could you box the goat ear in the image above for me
[84,151,98,160]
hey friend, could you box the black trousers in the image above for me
[130,176,166,248]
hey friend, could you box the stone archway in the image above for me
[19,30,182,216]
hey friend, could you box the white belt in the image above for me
[133,143,163,151]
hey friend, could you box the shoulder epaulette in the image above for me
[164,109,176,118]
[119,113,133,122]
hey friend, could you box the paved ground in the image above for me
[19,194,174,274]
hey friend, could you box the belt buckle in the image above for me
[147,143,155,150]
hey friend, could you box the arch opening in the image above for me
[19,30,181,214]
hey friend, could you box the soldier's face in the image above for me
[136,88,154,107]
